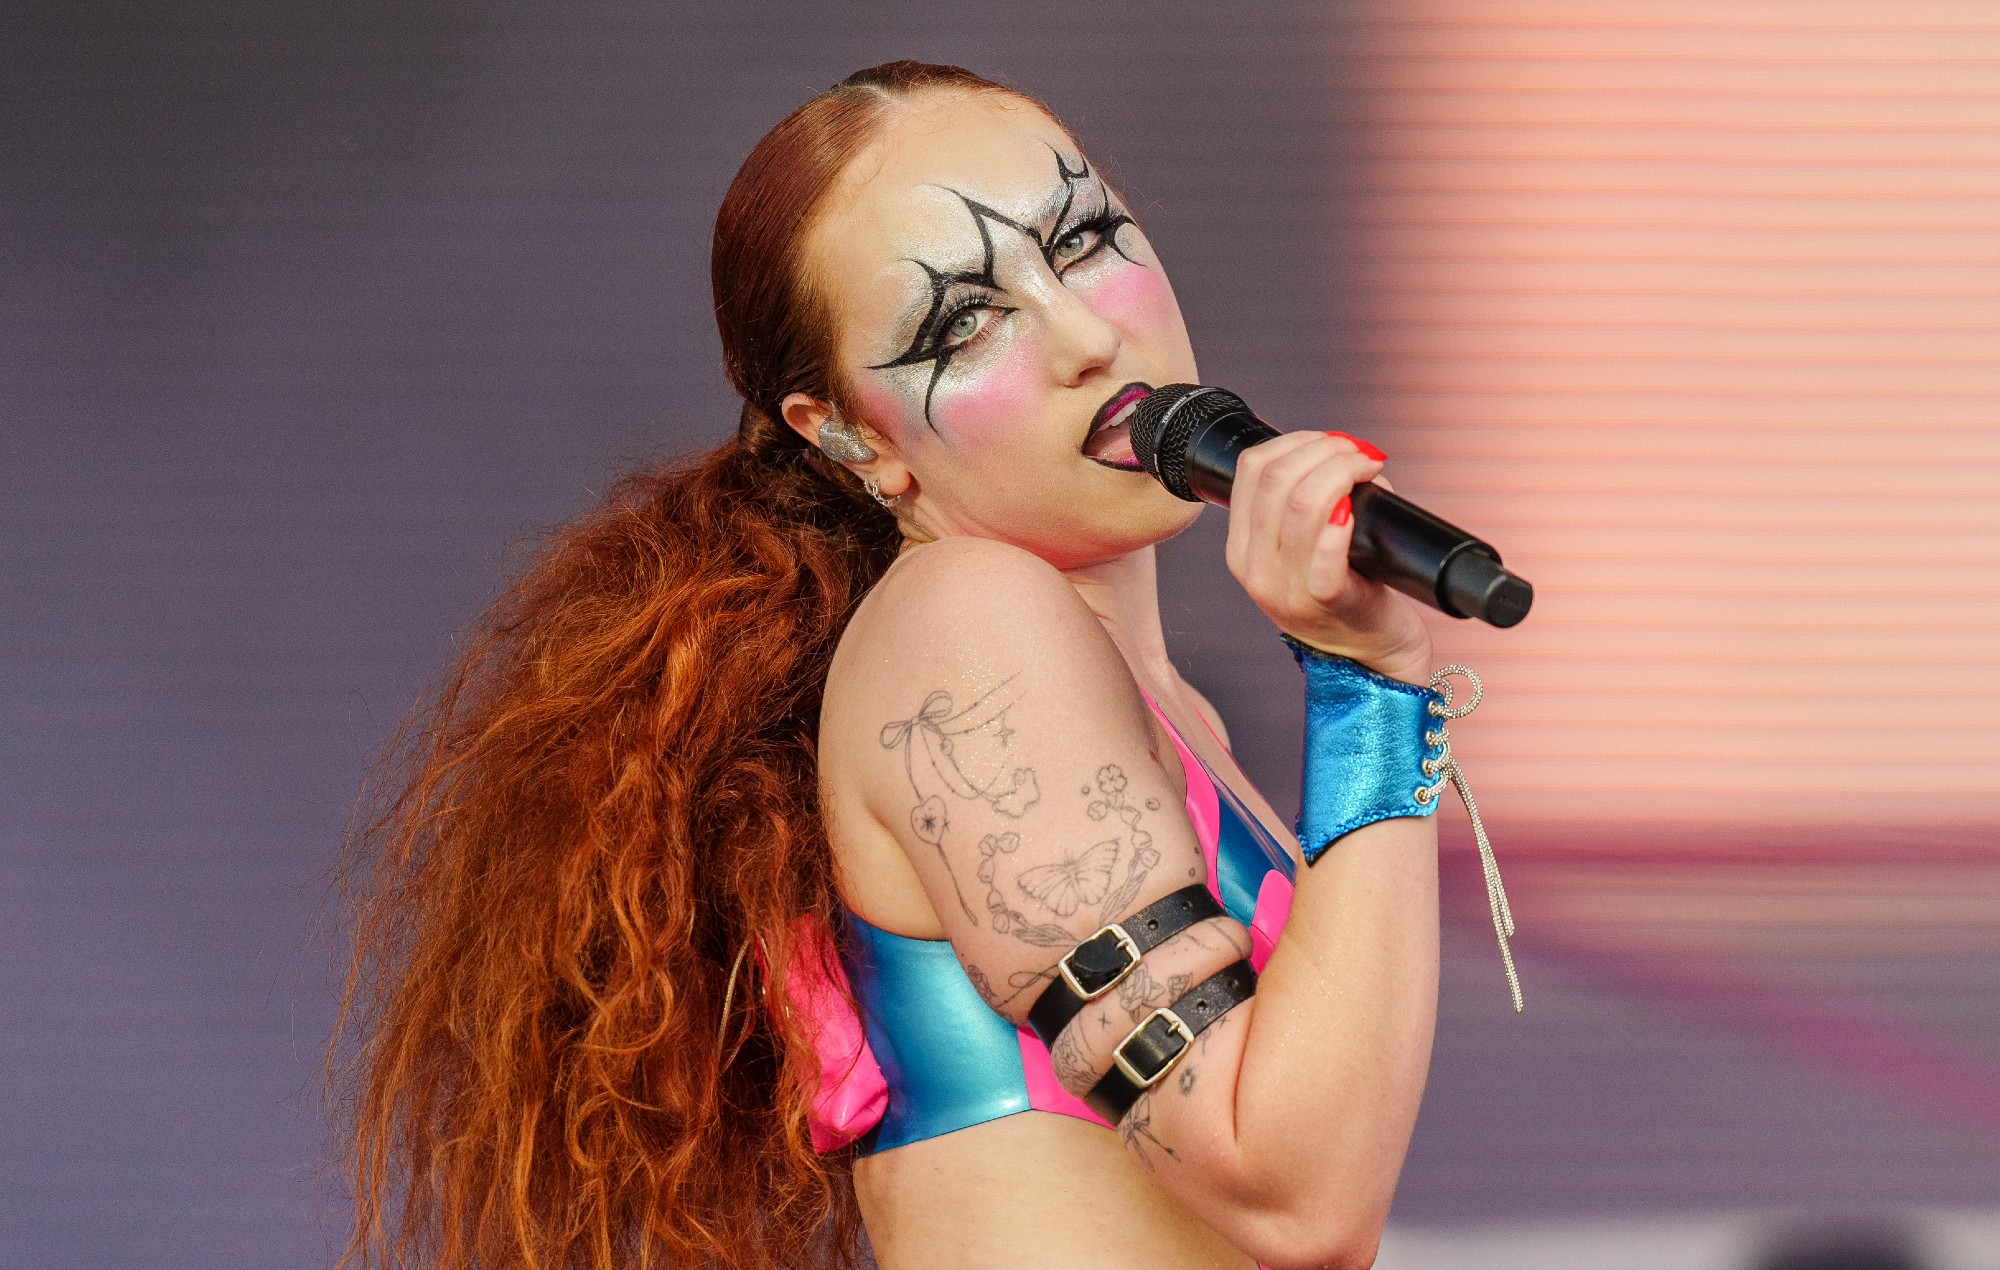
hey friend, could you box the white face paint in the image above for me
[808,91,1204,568]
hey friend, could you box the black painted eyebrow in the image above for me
[867,147,1139,428]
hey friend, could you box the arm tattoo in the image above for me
[1119,1090,1179,1171]
[1107,1018,1231,1176]
[964,963,1003,1009]
[962,959,1058,1012]
[1115,963,1194,1024]
[1176,920,1254,962]
[1051,1024,1095,1092]
[1014,837,1121,919]
[881,675,1040,922]
[1007,764,1161,926]
[880,680,1181,1012]
[1088,765,1161,921]
[1005,965,1057,1004]
[1169,1009,1238,1101]
[980,832,1076,946]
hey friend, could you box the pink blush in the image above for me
[1078,266,1173,333]
[930,337,1039,444]
[851,380,918,439]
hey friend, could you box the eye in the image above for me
[938,302,1000,352]
[1052,227,1099,263]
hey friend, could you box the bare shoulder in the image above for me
[825,537,1149,804]
[843,537,1109,664]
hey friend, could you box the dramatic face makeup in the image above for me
[803,90,1203,565]
[867,147,1141,430]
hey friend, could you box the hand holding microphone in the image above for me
[1130,385,1533,630]
[1128,387,1529,1006]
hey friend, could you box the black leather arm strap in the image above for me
[1026,883,1225,1048]
[1086,959,1258,1124]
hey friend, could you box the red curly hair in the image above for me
[331,61,1056,1270]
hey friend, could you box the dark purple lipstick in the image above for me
[1082,381,1153,470]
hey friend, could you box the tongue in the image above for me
[1082,417,1139,467]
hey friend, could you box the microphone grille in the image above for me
[1131,384,1249,502]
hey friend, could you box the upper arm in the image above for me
[821,538,1214,1023]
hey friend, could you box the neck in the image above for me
[1059,546,1180,697]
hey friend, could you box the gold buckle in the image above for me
[1112,1007,1195,1089]
[1058,922,1140,1000]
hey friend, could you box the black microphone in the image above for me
[1130,384,1533,629]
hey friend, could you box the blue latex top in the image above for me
[1290,638,1445,864]
[840,914,1029,1153]
[1211,764,1298,916]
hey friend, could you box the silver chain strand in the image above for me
[1416,664,1522,1013]
[864,477,899,510]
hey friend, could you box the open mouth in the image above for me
[1082,382,1153,471]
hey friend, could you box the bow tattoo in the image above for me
[879,675,1042,921]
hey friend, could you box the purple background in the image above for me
[5,4,1995,1267]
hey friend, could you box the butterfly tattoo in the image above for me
[1016,838,1123,919]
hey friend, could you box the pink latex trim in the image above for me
[1248,870,1294,972]
[1017,1028,1114,1127]
[775,920,889,1152]
[1143,690,1223,895]
[1144,690,1295,968]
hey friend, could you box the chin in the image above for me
[1124,465,1206,529]
[1128,481,1204,536]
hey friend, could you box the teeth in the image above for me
[1094,394,1142,436]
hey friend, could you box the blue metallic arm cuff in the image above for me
[1286,636,1446,866]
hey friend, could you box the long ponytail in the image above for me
[331,61,1059,1270]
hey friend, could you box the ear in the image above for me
[778,391,837,451]
[779,391,915,499]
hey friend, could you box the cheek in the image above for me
[851,379,916,438]
[928,334,1042,447]
[1076,265,1177,337]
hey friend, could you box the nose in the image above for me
[1041,283,1122,387]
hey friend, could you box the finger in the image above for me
[1248,441,1381,604]
[1274,455,1358,572]
[1306,503,1364,607]
[1275,452,1379,600]
[1223,432,1326,580]
[1241,436,1347,592]
[1259,441,1380,564]
[1303,470,1404,606]
[1322,431,1387,463]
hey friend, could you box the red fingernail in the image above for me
[1330,495,1352,527]
[1324,431,1386,462]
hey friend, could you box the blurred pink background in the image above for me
[1361,7,2000,1263]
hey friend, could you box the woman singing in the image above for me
[336,60,1471,1270]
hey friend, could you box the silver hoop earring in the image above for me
[864,478,899,510]
[816,417,877,464]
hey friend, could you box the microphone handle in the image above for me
[1181,409,1533,628]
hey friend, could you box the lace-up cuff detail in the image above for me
[1286,639,1523,1012]
[1287,637,1446,862]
